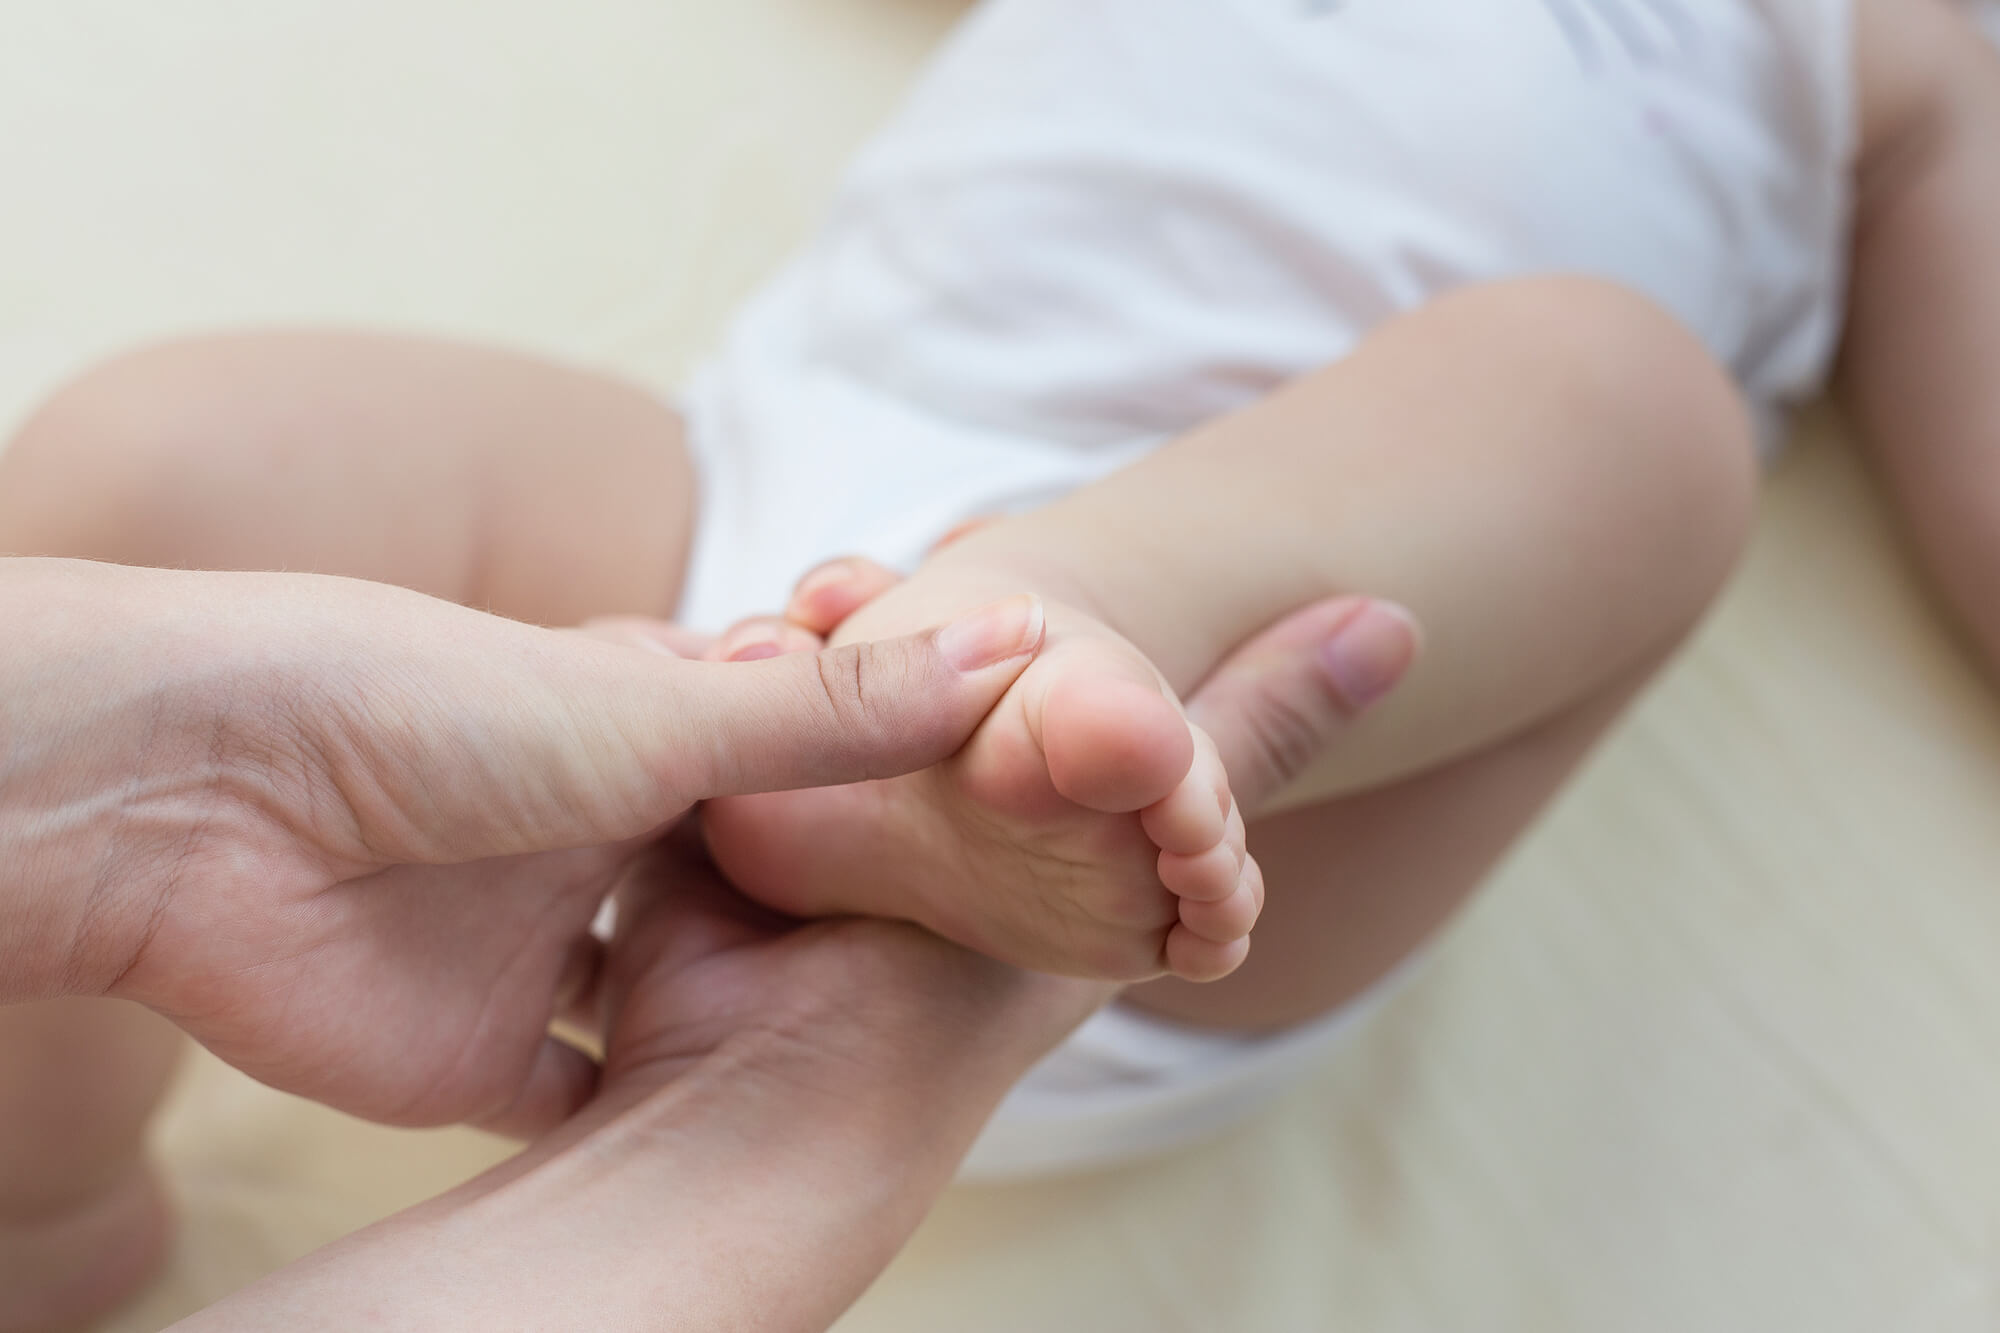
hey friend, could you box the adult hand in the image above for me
[173,840,1107,1333]
[0,557,1043,1133]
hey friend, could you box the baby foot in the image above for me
[703,595,1260,981]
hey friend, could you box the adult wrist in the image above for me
[387,954,1107,1333]
[0,559,175,1000]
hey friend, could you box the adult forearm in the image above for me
[174,1053,944,1332]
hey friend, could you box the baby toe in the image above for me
[1165,924,1251,983]
[1158,838,1243,904]
[1041,669,1195,813]
[1140,731,1231,855]
[1177,855,1264,943]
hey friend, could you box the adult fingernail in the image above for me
[1319,600,1420,708]
[936,595,1045,672]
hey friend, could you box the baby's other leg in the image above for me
[0,332,693,1328]
[0,331,694,624]
[0,1000,179,1333]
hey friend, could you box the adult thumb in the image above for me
[275,577,1042,869]
[1185,597,1420,816]
[625,593,1047,807]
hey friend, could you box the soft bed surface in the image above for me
[4,3,1996,1329]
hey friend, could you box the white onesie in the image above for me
[680,0,1858,632]
[677,0,1874,1176]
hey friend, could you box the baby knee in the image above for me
[1448,276,1759,612]
[1580,281,1758,606]
[1,343,235,552]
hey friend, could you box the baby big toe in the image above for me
[1041,670,1195,813]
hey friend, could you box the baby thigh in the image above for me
[0,331,695,626]
[1144,277,1762,797]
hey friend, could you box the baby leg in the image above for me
[0,1000,179,1333]
[1087,284,1757,1028]
[0,331,694,1327]
[0,330,694,622]
[717,279,1756,999]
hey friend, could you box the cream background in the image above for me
[2,1,1997,1328]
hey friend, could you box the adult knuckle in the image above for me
[811,642,899,753]
[1241,690,1324,788]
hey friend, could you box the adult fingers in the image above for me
[643,594,1046,806]
[475,1032,600,1139]
[597,840,780,1015]
[784,556,905,636]
[709,616,824,663]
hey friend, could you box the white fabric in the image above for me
[678,0,1854,632]
[960,982,1398,1180]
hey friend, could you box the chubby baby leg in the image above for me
[0,1000,179,1333]
[0,331,695,625]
